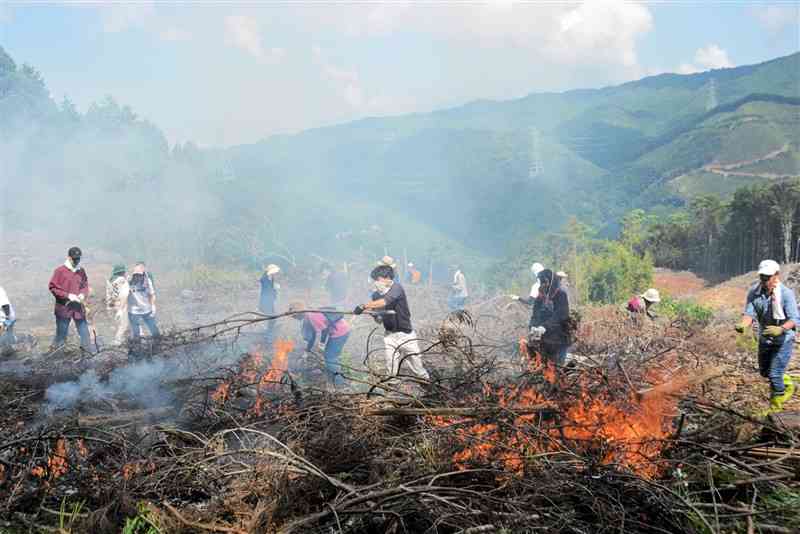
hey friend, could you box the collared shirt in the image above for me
[744,282,799,341]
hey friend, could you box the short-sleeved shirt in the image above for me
[373,282,413,334]
[306,312,350,338]
[744,282,799,343]
[0,286,15,321]
[128,274,156,315]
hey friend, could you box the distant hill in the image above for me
[1,45,798,268]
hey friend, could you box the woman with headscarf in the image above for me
[529,269,571,366]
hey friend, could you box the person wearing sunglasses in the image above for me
[736,259,798,414]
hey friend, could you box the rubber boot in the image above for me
[782,374,795,403]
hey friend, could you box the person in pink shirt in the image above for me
[289,302,350,389]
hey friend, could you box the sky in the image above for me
[1,1,798,147]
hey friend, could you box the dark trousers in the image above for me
[53,316,91,349]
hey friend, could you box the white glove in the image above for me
[68,293,79,302]
[77,293,85,303]
[529,326,546,339]
[509,294,520,301]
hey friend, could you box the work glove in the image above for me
[509,294,520,301]
[77,293,86,303]
[734,324,746,334]
[763,325,785,337]
[353,305,365,316]
[68,293,79,302]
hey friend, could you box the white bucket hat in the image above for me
[265,264,281,276]
[641,288,661,303]
[757,259,780,276]
[556,271,568,278]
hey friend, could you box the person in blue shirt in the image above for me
[736,259,798,413]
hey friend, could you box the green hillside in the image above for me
[1,44,798,269]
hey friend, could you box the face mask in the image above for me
[70,256,81,267]
[374,280,392,294]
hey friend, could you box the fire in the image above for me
[210,340,294,412]
[47,438,69,479]
[433,363,677,479]
[121,461,156,481]
[251,339,294,416]
[211,382,230,403]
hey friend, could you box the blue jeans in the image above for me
[53,316,91,349]
[323,333,348,386]
[759,332,794,394]
[129,313,161,341]
[448,296,467,311]
[0,322,16,347]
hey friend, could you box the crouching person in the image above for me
[289,301,350,389]
[354,265,430,388]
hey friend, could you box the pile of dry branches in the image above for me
[0,305,797,533]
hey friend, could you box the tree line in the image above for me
[635,178,800,277]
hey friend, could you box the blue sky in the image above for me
[1,1,797,147]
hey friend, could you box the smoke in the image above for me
[43,339,246,413]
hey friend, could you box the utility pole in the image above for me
[529,127,543,179]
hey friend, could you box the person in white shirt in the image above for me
[0,285,17,348]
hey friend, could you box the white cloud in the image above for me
[224,15,284,64]
[101,3,155,33]
[224,15,264,58]
[676,44,734,74]
[160,27,192,42]
[753,5,799,33]
[300,1,653,72]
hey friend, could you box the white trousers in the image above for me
[113,309,129,345]
[384,331,430,380]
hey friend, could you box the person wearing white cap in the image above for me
[259,263,282,348]
[735,259,798,414]
[627,288,661,320]
[529,262,544,299]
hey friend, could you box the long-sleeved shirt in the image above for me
[0,286,15,321]
[301,311,350,351]
[49,261,89,320]
[259,274,278,314]
[531,288,570,346]
[452,270,468,298]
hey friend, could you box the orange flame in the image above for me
[251,339,294,416]
[433,372,676,479]
[211,382,230,403]
[47,438,69,479]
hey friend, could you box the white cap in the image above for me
[407,262,414,268]
[641,288,661,303]
[265,264,281,276]
[531,262,544,275]
[758,259,780,276]
[556,271,567,278]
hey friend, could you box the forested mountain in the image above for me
[1,44,797,272]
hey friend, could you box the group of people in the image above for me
[3,245,796,411]
[43,246,161,354]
